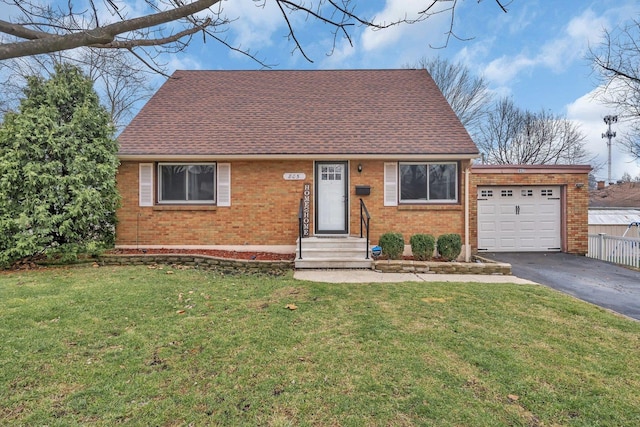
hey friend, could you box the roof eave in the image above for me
[118,153,480,162]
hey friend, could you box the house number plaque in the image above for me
[284,173,306,180]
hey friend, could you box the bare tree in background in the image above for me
[477,97,592,165]
[620,171,633,182]
[589,18,640,159]
[0,49,154,130]
[409,56,493,137]
[0,0,512,71]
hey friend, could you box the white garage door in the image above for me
[478,186,561,252]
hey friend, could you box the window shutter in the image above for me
[217,163,231,207]
[384,162,398,206]
[139,163,154,207]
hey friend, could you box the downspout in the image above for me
[464,161,472,263]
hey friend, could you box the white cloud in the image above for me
[318,38,357,68]
[361,0,452,53]
[223,0,283,52]
[482,9,608,85]
[166,54,204,73]
[483,54,536,83]
[504,2,536,35]
[566,88,640,180]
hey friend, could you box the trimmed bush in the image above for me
[410,234,436,261]
[437,234,462,261]
[378,233,404,260]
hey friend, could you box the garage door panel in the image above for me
[519,238,537,250]
[478,204,496,215]
[479,222,496,232]
[519,220,536,232]
[499,221,516,232]
[479,236,497,249]
[538,203,559,215]
[518,202,536,212]
[478,186,561,252]
[498,237,516,251]
[539,220,557,232]
[539,236,560,248]
[499,205,515,215]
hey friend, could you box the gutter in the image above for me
[118,153,481,162]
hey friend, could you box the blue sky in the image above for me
[3,0,640,179]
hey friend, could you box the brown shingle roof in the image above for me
[590,182,640,208]
[118,69,478,158]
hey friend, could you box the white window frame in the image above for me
[398,161,458,204]
[157,162,216,204]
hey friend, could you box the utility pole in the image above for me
[602,115,618,185]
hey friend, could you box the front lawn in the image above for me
[1,266,639,426]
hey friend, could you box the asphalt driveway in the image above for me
[483,252,640,321]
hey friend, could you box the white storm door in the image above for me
[316,162,348,234]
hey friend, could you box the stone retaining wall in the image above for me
[374,259,511,275]
[97,254,293,276]
[95,254,510,276]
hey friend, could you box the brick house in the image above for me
[116,69,590,268]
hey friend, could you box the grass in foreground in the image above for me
[1,266,639,426]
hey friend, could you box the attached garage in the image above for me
[477,186,561,252]
[470,165,591,255]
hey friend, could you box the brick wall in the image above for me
[116,159,471,248]
[350,160,469,245]
[469,165,590,254]
[117,160,313,247]
[116,161,588,254]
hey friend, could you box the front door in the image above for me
[316,161,348,234]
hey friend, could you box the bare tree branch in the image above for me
[409,56,493,136]
[429,0,513,49]
[0,0,513,72]
[0,0,220,59]
[477,97,592,165]
[0,49,155,129]
[589,19,640,160]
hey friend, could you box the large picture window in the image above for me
[158,163,215,203]
[399,162,458,203]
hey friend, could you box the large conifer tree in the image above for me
[0,63,119,266]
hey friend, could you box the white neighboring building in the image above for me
[588,209,640,238]
[589,181,640,237]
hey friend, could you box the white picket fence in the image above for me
[588,233,640,268]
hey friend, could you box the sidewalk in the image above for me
[293,269,537,284]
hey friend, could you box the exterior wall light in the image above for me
[357,163,363,173]
[575,183,584,188]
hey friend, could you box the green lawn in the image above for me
[1,266,639,426]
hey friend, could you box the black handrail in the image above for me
[298,198,304,259]
[359,198,371,259]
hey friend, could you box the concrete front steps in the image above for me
[295,236,373,269]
